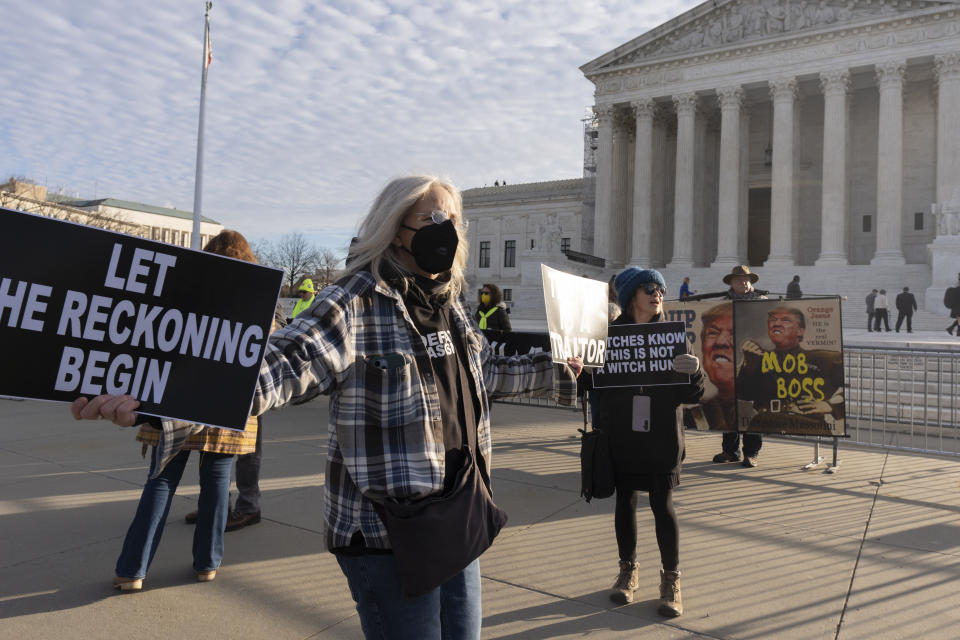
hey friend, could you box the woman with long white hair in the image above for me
[75,174,582,639]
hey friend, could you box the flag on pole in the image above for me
[204,11,212,70]
[192,2,213,251]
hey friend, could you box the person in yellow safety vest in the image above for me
[291,278,316,319]
[474,283,511,333]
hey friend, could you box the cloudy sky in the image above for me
[2,0,699,252]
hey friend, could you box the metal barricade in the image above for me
[495,345,960,458]
[494,394,580,410]
[844,345,960,456]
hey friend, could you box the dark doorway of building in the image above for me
[747,187,771,266]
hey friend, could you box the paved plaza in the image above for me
[2,383,959,639]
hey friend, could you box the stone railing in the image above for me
[563,249,605,268]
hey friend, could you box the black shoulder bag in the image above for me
[372,445,507,597]
[579,391,615,502]
[370,317,507,598]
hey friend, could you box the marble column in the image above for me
[693,110,710,264]
[872,61,906,265]
[592,104,616,259]
[651,110,670,266]
[738,105,751,262]
[928,52,960,307]
[668,92,698,269]
[630,99,656,266]
[767,77,798,266]
[816,69,850,266]
[935,53,960,208]
[713,86,743,267]
[610,111,633,265]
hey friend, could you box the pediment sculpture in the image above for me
[609,0,947,66]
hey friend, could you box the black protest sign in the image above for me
[591,321,689,388]
[0,208,283,430]
[733,297,846,437]
[541,264,608,367]
[483,330,551,357]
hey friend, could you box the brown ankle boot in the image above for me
[658,569,683,617]
[610,560,640,605]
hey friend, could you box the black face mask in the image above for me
[400,219,459,274]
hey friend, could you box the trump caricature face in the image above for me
[768,308,805,350]
[702,305,735,398]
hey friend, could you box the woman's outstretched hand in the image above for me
[567,356,584,377]
[70,394,141,427]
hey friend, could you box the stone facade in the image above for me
[462,179,589,323]
[463,0,960,326]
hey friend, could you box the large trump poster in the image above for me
[672,297,845,437]
[669,300,754,433]
[733,298,845,437]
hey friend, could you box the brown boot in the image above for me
[225,510,261,531]
[610,560,640,605]
[658,569,683,617]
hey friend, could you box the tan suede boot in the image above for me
[658,569,683,617]
[610,560,640,604]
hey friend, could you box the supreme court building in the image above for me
[463,0,960,327]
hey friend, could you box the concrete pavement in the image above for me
[1,397,959,639]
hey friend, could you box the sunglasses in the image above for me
[417,209,469,230]
[425,209,450,224]
[481,290,491,294]
[641,283,665,296]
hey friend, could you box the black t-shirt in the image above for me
[404,276,479,492]
[332,268,481,556]
[332,273,480,555]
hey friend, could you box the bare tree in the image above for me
[249,238,274,267]
[270,232,321,294]
[312,247,343,288]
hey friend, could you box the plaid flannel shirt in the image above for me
[251,270,577,550]
[136,415,259,479]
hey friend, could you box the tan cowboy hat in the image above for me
[722,264,759,285]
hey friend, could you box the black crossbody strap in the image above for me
[581,389,589,430]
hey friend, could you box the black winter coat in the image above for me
[895,292,917,313]
[589,315,704,479]
[474,304,511,332]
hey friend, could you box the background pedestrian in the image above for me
[474,283,511,332]
[895,286,917,333]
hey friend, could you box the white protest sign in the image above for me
[540,264,608,366]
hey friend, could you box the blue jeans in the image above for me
[233,417,262,514]
[336,554,482,640]
[115,449,233,579]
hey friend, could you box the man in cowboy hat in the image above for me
[712,265,766,467]
[723,265,763,300]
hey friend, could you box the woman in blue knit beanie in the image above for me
[589,266,704,618]
[614,268,667,313]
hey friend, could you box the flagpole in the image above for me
[191,2,212,250]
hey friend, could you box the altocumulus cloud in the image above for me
[1,0,695,248]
